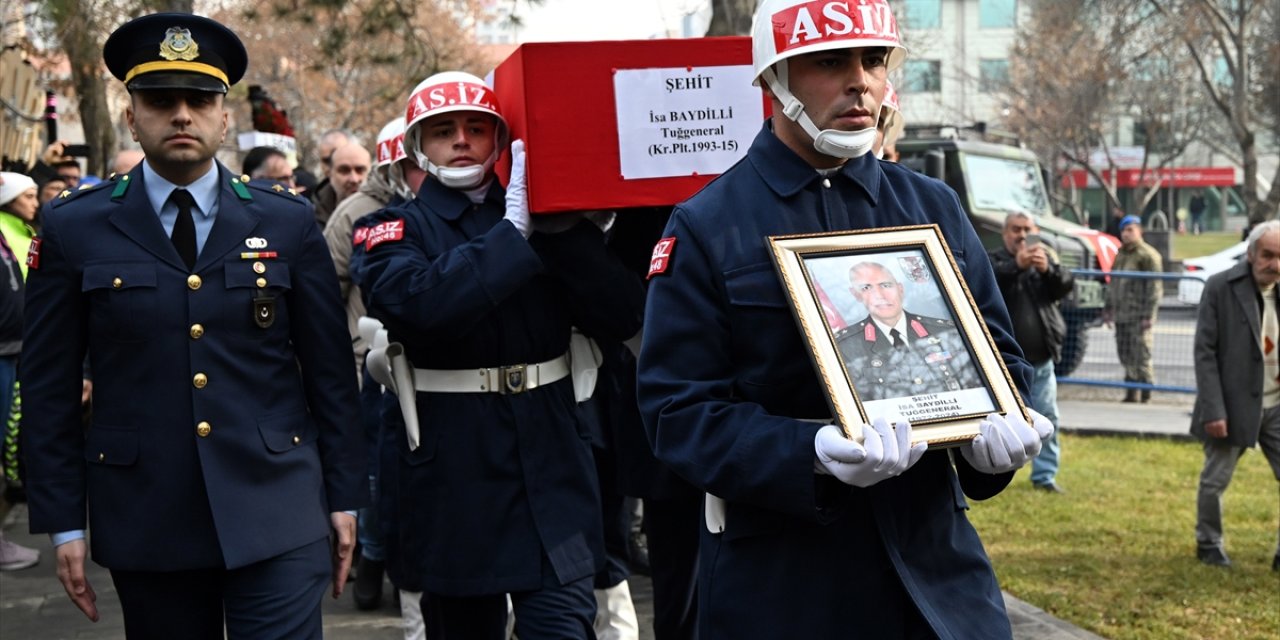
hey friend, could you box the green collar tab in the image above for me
[231,177,252,201]
[110,174,131,199]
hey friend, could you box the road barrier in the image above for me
[1056,270,1204,394]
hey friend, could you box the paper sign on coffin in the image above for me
[492,37,770,213]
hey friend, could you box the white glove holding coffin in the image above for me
[504,139,531,239]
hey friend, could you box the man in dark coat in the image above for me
[989,212,1075,492]
[1191,220,1280,570]
[21,13,365,638]
[636,1,1052,637]
[350,70,645,638]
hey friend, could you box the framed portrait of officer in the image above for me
[768,225,1027,446]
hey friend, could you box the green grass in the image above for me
[1171,232,1241,261]
[968,434,1280,640]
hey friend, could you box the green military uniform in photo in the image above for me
[837,312,984,400]
[1107,238,1163,385]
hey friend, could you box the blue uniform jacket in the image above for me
[350,178,645,596]
[21,164,366,571]
[637,126,1032,639]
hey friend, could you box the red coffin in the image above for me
[493,37,768,214]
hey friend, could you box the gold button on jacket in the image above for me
[190,324,204,339]
[187,274,203,290]
[193,373,208,388]
[112,277,123,289]
[196,421,211,437]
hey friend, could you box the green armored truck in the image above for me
[896,137,1120,376]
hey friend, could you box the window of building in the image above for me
[902,60,941,92]
[979,59,1009,91]
[1213,57,1233,87]
[979,0,1017,28]
[903,0,941,29]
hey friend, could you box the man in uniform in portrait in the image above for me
[837,261,983,400]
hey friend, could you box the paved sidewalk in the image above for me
[1059,397,1193,440]
[2,395,1190,639]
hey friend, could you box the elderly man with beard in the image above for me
[1192,220,1280,571]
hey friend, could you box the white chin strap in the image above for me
[416,147,497,190]
[763,62,879,160]
[427,160,489,189]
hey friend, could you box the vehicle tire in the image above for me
[1055,310,1090,377]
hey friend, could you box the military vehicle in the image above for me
[896,136,1120,376]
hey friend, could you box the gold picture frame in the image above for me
[767,224,1027,447]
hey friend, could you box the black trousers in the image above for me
[110,536,330,640]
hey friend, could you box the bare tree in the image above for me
[1144,0,1278,223]
[706,0,757,36]
[1003,0,1212,222]
[215,0,494,166]
[32,0,134,177]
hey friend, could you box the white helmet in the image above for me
[375,117,406,168]
[402,71,509,189]
[375,117,413,198]
[751,0,907,159]
[878,80,905,152]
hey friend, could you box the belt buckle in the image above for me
[500,364,527,394]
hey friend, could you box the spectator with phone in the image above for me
[27,141,84,194]
[42,141,86,189]
[989,211,1075,493]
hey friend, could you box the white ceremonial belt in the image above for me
[413,352,571,395]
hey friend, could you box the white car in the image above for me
[1178,240,1247,304]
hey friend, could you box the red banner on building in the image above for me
[1061,166,1236,189]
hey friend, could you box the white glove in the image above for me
[814,418,928,488]
[959,410,1053,474]
[504,139,531,239]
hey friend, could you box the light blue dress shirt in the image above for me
[142,160,221,255]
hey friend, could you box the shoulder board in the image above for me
[49,179,116,209]
[244,180,308,203]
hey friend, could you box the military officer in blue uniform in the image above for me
[350,71,645,638]
[21,13,365,639]
[838,261,984,400]
[636,1,1052,638]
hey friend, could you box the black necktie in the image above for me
[890,328,906,348]
[169,189,197,270]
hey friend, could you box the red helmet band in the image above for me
[770,0,901,56]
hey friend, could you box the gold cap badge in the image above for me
[160,27,200,62]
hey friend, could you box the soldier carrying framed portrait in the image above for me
[768,224,1027,446]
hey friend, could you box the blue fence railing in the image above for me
[1056,269,1203,394]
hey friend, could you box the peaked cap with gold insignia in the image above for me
[103,13,247,94]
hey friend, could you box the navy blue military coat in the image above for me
[637,126,1032,639]
[22,164,366,571]
[350,178,644,596]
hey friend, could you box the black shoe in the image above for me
[1122,389,1138,403]
[353,556,385,610]
[1140,390,1151,403]
[1272,554,1279,572]
[1032,482,1065,494]
[1196,546,1232,567]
